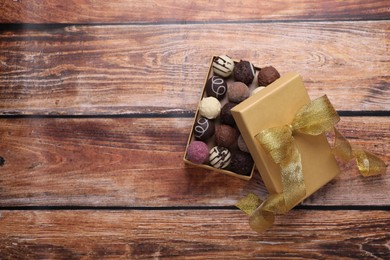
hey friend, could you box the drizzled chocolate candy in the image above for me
[209,146,231,169]
[212,55,234,78]
[193,117,215,141]
[205,76,227,100]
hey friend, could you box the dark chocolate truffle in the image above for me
[237,135,250,153]
[205,76,227,100]
[193,117,215,141]
[228,82,250,103]
[220,102,237,126]
[233,60,256,85]
[257,66,280,86]
[209,146,231,169]
[215,124,238,148]
[186,141,209,164]
[229,151,254,176]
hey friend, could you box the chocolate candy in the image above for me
[233,60,255,85]
[205,76,227,100]
[215,124,238,148]
[237,135,249,153]
[186,141,209,164]
[193,117,215,141]
[212,55,235,78]
[220,102,237,126]
[209,146,231,169]
[228,82,250,103]
[258,66,280,86]
[199,97,221,119]
[251,86,266,96]
[229,151,254,176]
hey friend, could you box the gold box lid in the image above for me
[231,73,340,197]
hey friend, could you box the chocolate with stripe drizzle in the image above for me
[209,146,231,169]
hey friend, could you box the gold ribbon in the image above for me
[236,95,386,232]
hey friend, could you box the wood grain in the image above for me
[1,22,389,115]
[1,0,389,23]
[1,0,389,258]
[0,117,388,207]
[1,210,389,259]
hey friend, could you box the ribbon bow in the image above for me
[236,95,386,232]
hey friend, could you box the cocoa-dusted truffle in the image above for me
[199,97,221,119]
[215,124,238,148]
[237,135,250,153]
[205,76,227,100]
[212,55,235,78]
[186,141,209,164]
[209,146,231,169]
[229,151,254,176]
[193,117,215,141]
[257,66,280,86]
[228,82,250,103]
[220,102,237,126]
[233,60,256,85]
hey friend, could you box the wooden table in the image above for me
[1,1,389,258]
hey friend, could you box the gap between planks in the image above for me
[0,110,389,119]
[0,205,389,211]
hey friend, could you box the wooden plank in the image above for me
[1,0,389,23]
[0,117,388,207]
[0,210,389,258]
[0,22,389,115]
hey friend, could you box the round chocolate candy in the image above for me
[220,102,237,126]
[228,82,250,103]
[257,66,280,86]
[251,86,266,96]
[237,135,250,153]
[193,117,215,141]
[199,97,221,119]
[215,124,238,148]
[233,60,256,85]
[186,141,209,164]
[212,55,235,78]
[229,151,254,176]
[205,76,227,100]
[209,146,231,169]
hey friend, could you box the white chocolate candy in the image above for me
[199,97,221,119]
[251,86,266,96]
[212,55,235,78]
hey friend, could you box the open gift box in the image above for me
[184,56,385,231]
[184,56,339,195]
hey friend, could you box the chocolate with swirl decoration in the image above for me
[209,146,231,169]
[205,76,227,100]
[193,117,215,141]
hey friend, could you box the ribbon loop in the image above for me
[354,149,386,177]
[291,95,340,135]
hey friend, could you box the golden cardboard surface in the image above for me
[231,73,340,196]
